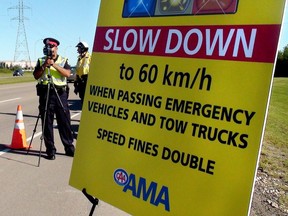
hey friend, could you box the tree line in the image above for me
[276,44,288,77]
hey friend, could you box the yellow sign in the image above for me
[70,1,286,215]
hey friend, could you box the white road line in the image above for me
[71,112,81,119]
[0,98,21,103]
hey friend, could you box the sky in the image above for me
[0,0,101,66]
[0,0,287,66]
[279,2,288,51]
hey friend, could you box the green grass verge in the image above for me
[0,69,35,84]
[261,78,288,181]
[260,78,288,210]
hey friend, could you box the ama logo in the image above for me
[113,168,170,211]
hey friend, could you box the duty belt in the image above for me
[52,85,67,91]
[38,84,67,91]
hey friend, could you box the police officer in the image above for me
[74,41,91,105]
[33,37,75,160]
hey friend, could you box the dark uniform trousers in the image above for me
[77,74,88,104]
[38,85,74,156]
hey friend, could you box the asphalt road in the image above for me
[0,82,130,216]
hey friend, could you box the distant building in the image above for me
[0,60,36,70]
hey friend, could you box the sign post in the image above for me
[70,1,287,215]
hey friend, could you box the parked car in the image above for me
[67,66,76,82]
[13,69,24,76]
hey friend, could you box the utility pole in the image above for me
[9,0,31,68]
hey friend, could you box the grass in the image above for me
[260,78,288,181]
[0,68,35,84]
[258,77,288,216]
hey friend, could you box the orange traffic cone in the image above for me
[7,105,29,149]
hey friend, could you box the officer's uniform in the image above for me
[35,55,74,158]
[75,51,91,104]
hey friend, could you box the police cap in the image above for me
[43,37,60,47]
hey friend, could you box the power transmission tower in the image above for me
[9,0,31,68]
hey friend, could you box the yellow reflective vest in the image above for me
[38,55,68,86]
[76,52,91,77]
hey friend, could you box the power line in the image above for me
[9,0,31,67]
